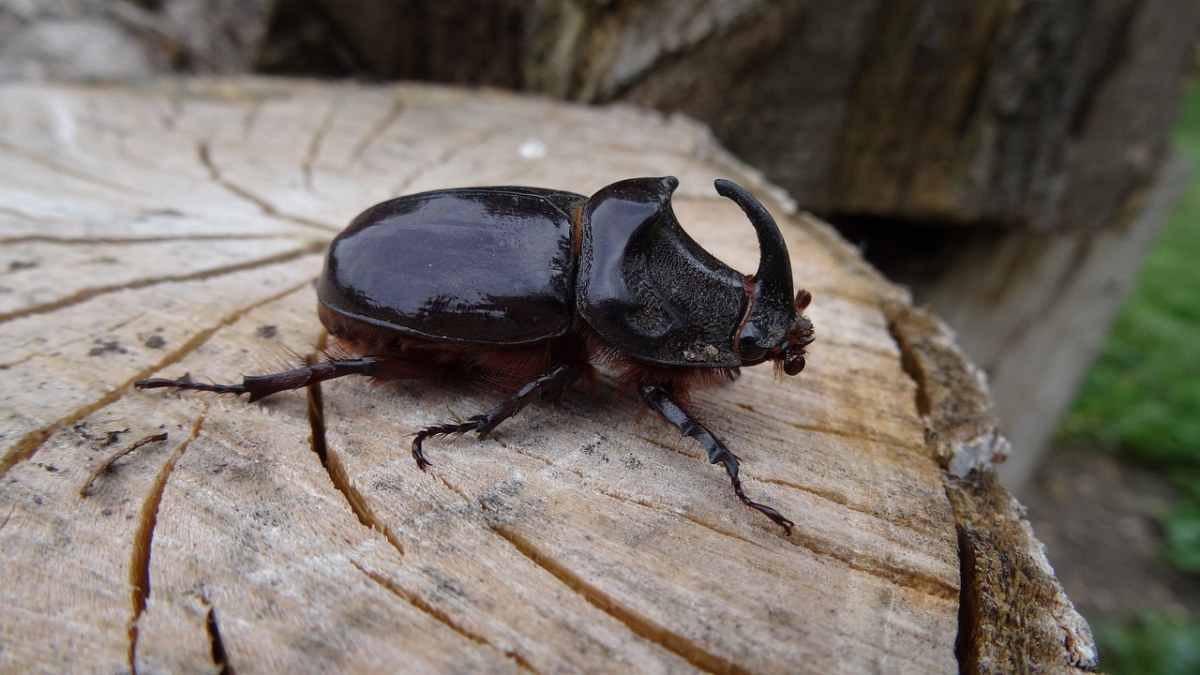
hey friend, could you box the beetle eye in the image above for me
[738,336,768,363]
[737,321,770,363]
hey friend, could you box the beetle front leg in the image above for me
[411,363,575,470]
[639,384,794,534]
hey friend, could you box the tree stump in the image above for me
[0,79,1095,672]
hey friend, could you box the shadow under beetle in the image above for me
[137,176,814,533]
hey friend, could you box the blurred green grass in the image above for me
[1061,85,1200,473]
[1057,84,1200,673]
[1096,613,1200,675]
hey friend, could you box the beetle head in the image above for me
[576,176,812,372]
[714,179,814,375]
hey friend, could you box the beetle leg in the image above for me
[135,356,392,403]
[410,420,484,471]
[410,363,575,471]
[639,384,794,535]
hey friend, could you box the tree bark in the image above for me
[253,0,1198,231]
[0,0,273,81]
[0,78,1094,672]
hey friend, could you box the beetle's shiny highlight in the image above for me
[137,177,814,533]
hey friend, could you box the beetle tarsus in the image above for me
[135,373,248,396]
[640,384,793,535]
[410,420,481,470]
[729,471,795,535]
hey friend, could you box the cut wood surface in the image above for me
[0,79,1094,673]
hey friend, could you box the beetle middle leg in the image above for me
[411,363,576,470]
[639,384,794,534]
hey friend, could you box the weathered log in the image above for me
[0,79,1094,672]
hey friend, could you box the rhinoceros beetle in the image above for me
[137,176,814,533]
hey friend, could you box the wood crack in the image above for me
[504,444,557,468]
[759,476,865,513]
[881,303,1098,667]
[1,233,301,246]
[789,421,925,453]
[598,488,775,552]
[0,136,150,198]
[758,476,935,534]
[882,303,971,670]
[386,129,495,197]
[0,278,313,478]
[305,343,406,558]
[240,99,263,138]
[201,594,236,675]
[0,241,324,325]
[488,523,749,675]
[302,101,340,193]
[0,350,38,371]
[785,524,958,601]
[195,141,336,233]
[128,410,206,674]
[953,522,976,670]
[349,96,403,166]
[350,560,535,673]
[436,474,471,502]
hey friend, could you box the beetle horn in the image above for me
[714,179,795,347]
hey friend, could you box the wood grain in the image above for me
[0,78,1093,673]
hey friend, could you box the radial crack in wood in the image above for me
[306,367,407,558]
[489,522,749,675]
[128,411,206,672]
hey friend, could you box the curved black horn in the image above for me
[714,179,794,345]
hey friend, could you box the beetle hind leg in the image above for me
[639,384,794,534]
[410,363,576,470]
[136,356,396,402]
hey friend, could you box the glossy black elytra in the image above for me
[136,177,814,533]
